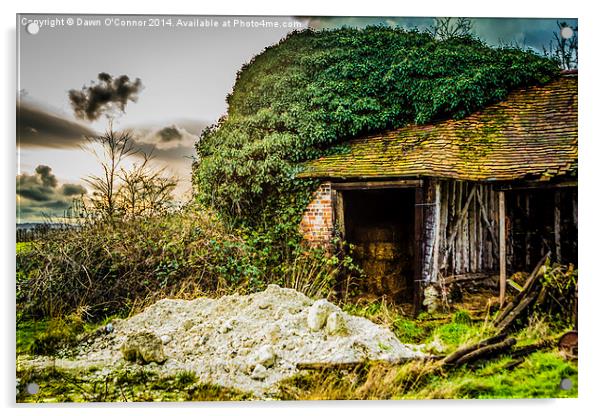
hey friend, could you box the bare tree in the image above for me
[81,125,177,221]
[81,124,137,220]
[542,21,578,70]
[116,151,177,218]
[430,17,473,40]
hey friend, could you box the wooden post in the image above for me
[554,191,562,263]
[430,182,441,282]
[334,190,345,241]
[498,191,506,307]
[413,186,425,316]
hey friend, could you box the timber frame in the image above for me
[327,177,577,315]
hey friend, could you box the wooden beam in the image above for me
[495,180,577,191]
[430,182,441,282]
[334,190,345,241]
[554,191,562,263]
[413,186,425,316]
[331,179,422,190]
[499,191,506,307]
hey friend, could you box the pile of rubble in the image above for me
[28,285,425,396]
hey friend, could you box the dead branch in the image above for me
[443,332,508,365]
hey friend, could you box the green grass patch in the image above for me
[409,351,577,399]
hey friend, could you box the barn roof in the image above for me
[299,75,577,182]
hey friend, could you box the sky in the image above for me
[16,14,577,222]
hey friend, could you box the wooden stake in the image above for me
[499,191,506,307]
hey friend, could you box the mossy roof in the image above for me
[299,75,577,182]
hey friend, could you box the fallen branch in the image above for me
[442,333,508,365]
[496,286,544,334]
[454,337,517,366]
[493,252,550,326]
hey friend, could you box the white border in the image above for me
[3,1,600,415]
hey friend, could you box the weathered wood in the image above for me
[495,180,577,191]
[439,181,449,276]
[476,188,499,257]
[442,184,477,269]
[413,186,425,316]
[331,179,422,190]
[496,286,544,334]
[441,273,494,285]
[454,338,517,366]
[554,190,562,263]
[430,181,441,282]
[334,190,345,241]
[493,252,550,326]
[470,190,478,272]
[443,333,508,365]
[499,191,506,307]
[509,339,554,359]
[525,194,531,269]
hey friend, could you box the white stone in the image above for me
[160,335,171,345]
[253,345,276,368]
[307,299,336,331]
[250,364,268,380]
[326,311,346,335]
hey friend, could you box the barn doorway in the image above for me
[340,188,416,302]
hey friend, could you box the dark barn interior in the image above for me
[505,187,578,273]
[342,188,416,302]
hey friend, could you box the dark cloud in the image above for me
[157,125,183,142]
[35,165,57,188]
[17,165,87,221]
[61,183,87,196]
[68,72,143,121]
[17,100,96,148]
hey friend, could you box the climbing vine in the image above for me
[193,26,558,239]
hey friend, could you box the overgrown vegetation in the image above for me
[16,205,357,320]
[193,26,559,236]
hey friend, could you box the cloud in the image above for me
[129,121,204,152]
[17,100,96,149]
[68,72,143,121]
[17,165,87,221]
[157,125,183,142]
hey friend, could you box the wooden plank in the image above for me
[431,181,441,282]
[439,182,449,275]
[499,191,506,307]
[554,190,562,263]
[331,179,422,190]
[334,190,345,241]
[469,189,479,272]
[441,184,477,269]
[495,180,578,191]
[413,186,425,316]
[525,194,531,269]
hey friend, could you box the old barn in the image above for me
[298,73,578,312]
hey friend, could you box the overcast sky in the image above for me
[16,15,577,222]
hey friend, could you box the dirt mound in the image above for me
[27,285,424,396]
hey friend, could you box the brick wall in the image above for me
[299,182,334,248]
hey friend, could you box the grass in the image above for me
[16,366,253,403]
[276,304,577,400]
